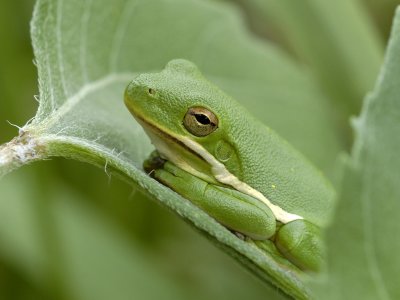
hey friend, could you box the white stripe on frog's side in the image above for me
[181,137,303,224]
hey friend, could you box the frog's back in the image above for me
[226,110,335,227]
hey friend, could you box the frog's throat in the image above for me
[179,137,303,224]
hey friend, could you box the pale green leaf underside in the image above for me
[313,7,400,299]
[0,0,349,298]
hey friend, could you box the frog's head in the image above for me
[125,59,244,184]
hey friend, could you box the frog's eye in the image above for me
[183,107,218,137]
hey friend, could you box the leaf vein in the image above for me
[109,0,139,72]
[43,73,135,128]
[56,0,68,98]
[80,0,93,83]
[45,0,56,112]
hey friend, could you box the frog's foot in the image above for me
[143,150,166,175]
[275,220,324,272]
[233,231,247,241]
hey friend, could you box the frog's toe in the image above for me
[143,150,165,174]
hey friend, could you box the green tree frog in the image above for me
[124,59,335,272]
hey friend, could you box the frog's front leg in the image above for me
[151,160,277,240]
[275,220,324,272]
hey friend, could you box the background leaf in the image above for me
[231,0,383,117]
[312,7,400,299]
[0,166,185,300]
[0,1,37,145]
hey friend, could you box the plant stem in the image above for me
[0,131,45,178]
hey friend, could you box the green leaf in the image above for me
[312,7,400,299]
[0,168,186,300]
[0,0,345,298]
[233,0,383,115]
[0,169,46,283]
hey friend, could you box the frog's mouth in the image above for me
[132,112,219,184]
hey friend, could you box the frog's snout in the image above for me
[127,75,156,95]
[126,78,140,95]
[125,79,144,101]
[124,77,159,115]
[124,79,143,111]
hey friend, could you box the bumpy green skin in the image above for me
[125,59,335,271]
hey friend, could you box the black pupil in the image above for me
[194,113,211,125]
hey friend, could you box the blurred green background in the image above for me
[0,0,399,299]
